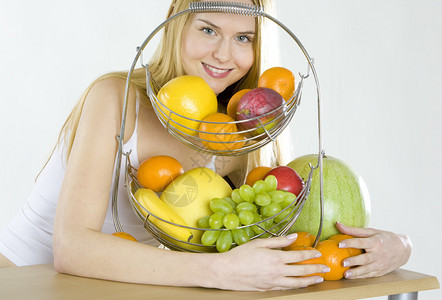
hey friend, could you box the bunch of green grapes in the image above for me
[197,175,298,252]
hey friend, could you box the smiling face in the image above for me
[181,1,256,95]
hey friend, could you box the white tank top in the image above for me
[0,100,163,266]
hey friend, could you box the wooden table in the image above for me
[0,264,438,300]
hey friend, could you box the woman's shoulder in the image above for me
[88,76,127,102]
[82,74,140,143]
[83,75,137,116]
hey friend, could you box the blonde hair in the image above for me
[55,0,290,183]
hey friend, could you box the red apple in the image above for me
[264,166,304,196]
[236,87,285,137]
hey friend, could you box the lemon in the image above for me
[156,75,218,136]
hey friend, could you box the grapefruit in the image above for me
[156,75,217,136]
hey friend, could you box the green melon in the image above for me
[287,154,370,240]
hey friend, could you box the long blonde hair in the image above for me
[55,0,290,181]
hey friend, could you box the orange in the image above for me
[227,89,251,119]
[258,67,295,102]
[286,246,327,278]
[328,234,354,242]
[112,232,137,242]
[282,232,316,249]
[198,113,245,151]
[328,234,363,256]
[156,75,218,136]
[137,155,184,192]
[316,239,351,281]
[245,166,272,186]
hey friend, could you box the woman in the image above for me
[0,0,411,291]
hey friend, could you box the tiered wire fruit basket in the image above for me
[112,1,325,251]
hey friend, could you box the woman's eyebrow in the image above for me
[196,18,255,35]
[196,18,220,29]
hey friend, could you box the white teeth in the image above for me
[205,64,229,74]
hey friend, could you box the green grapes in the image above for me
[209,198,233,214]
[260,201,282,218]
[216,230,233,252]
[201,230,220,246]
[223,197,236,211]
[269,223,283,234]
[232,228,250,245]
[252,180,266,194]
[268,190,286,204]
[209,212,225,229]
[197,215,210,228]
[198,177,300,252]
[223,213,240,230]
[238,210,254,225]
[231,188,244,204]
[282,192,297,208]
[244,225,255,238]
[264,175,278,192]
[252,224,264,235]
[255,192,271,206]
[273,207,292,223]
[236,201,257,213]
[251,213,265,234]
[239,184,255,202]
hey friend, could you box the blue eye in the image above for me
[202,28,215,35]
[236,35,252,43]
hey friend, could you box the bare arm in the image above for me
[52,78,325,291]
[336,222,412,279]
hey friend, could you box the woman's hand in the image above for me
[335,222,412,279]
[214,234,328,291]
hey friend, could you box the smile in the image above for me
[202,63,232,79]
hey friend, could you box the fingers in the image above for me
[282,263,329,277]
[279,248,322,264]
[274,263,326,289]
[334,225,413,281]
[342,251,375,268]
[248,236,324,267]
[336,222,379,238]
[338,235,380,250]
[280,249,329,278]
[342,251,377,279]
[245,234,298,250]
[344,263,385,279]
[257,275,323,291]
[226,240,326,291]
[271,276,324,290]
[243,237,327,287]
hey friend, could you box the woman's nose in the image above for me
[213,38,231,63]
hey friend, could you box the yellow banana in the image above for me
[133,188,193,243]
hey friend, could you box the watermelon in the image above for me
[287,154,370,240]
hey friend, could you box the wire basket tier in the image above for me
[145,65,306,157]
[125,154,315,252]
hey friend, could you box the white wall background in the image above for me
[1,0,440,298]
